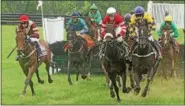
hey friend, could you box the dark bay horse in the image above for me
[66,28,92,85]
[159,29,179,79]
[100,24,131,102]
[131,21,160,97]
[15,27,53,96]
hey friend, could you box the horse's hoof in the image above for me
[69,82,73,85]
[141,91,147,97]
[122,87,131,93]
[32,93,36,96]
[134,87,140,95]
[110,91,115,98]
[131,84,135,89]
[48,79,53,83]
[38,80,44,84]
[117,99,121,102]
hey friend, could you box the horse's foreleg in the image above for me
[141,68,155,97]
[108,73,120,102]
[134,69,141,95]
[46,64,53,83]
[101,63,110,87]
[22,67,35,96]
[35,69,44,84]
[121,70,131,93]
[29,80,35,96]
[87,55,92,81]
[128,62,135,89]
[67,60,72,85]
[76,67,79,81]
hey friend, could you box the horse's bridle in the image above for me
[17,34,37,59]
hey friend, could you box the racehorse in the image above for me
[100,24,131,102]
[66,27,92,85]
[159,29,179,79]
[131,20,160,97]
[15,26,53,96]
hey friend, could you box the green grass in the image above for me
[2,25,184,105]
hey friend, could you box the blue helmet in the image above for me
[134,6,144,15]
[72,12,79,17]
[124,13,131,22]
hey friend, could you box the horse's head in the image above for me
[103,36,122,61]
[16,26,29,56]
[67,27,81,50]
[161,30,171,48]
[136,21,150,49]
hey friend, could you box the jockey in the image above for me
[129,6,162,59]
[16,14,42,61]
[124,13,132,40]
[65,12,95,52]
[88,3,102,25]
[100,7,129,59]
[157,15,179,52]
[66,12,88,33]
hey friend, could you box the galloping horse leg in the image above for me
[108,72,120,102]
[46,63,53,83]
[67,60,72,85]
[121,68,131,93]
[134,69,141,95]
[87,55,92,81]
[116,76,121,87]
[29,80,35,96]
[101,61,110,87]
[35,69,44,84]
[22,66,35,96]
[128,61,135,88]
[76,66,79,81]
[141,68,154,97]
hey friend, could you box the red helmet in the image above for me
[19,15,29,22]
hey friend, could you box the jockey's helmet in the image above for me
[72,12,80,17]
[124,13,131,22]
[164,15,172,22]
[134,6,144,15]
[106,7,116,15]
[90,3,98,10]
[19,15,29,22]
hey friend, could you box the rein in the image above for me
[68,44,84,54]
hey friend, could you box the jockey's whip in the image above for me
[7,45,17,58]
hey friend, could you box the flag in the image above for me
[37,0,43,10]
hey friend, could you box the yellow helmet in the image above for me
[164,15,172,22]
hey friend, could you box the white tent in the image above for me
[147,1,184,29]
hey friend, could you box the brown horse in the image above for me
[159,30,179,79]
[85,16,101,40]
[16,27,53,96]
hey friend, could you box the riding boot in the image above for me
[150,41,162,60]
[35,41,42,62]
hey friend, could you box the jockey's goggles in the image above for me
[135,14,143,17]
[108,14,115,17]
[165,21,171,24]
[21,22,27,25]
